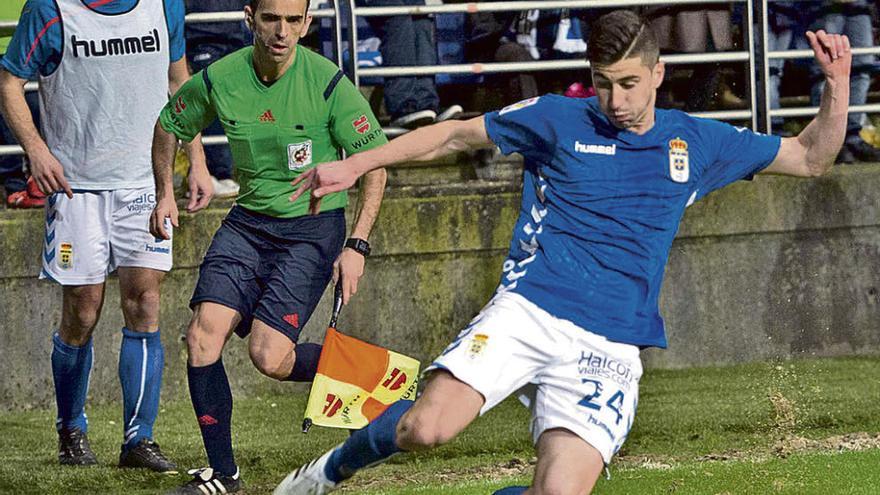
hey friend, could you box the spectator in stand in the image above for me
[465,10,538,107]
[0,0,44,208]
[811,0,880,163]
[648,5,743,111]
[185,0,252,197]
[767,1,818,136]
[357,0,462,129]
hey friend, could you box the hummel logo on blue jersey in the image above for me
[575,141,616,155]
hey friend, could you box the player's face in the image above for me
[246,0,313,64]
[591,56,664,134]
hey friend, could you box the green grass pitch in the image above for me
[2,357,878,494]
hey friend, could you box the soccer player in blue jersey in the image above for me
[0,0,210,472]
[275,10,852,495]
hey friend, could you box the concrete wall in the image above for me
[2,159,879,410]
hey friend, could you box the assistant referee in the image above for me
[149,0,387,492]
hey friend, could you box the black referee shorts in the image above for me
[190,205,345,342]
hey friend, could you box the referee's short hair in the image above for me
[249,0,312,14]
[587,10,659,67]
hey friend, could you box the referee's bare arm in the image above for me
[168,58,213,212]
[0,69,73,197]
[332,166,387,304]
[764,30,851,177]
[149,120,179,240]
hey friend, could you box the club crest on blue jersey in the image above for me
[668,137,689,183]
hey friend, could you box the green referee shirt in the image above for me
[1,0,27,54]
[159,46,388,218]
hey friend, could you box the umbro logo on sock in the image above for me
[197,414,219,426]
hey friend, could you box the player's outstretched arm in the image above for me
[291,116,493,203]
[150,121,180,240]
[0,69,72,198]
[764,30,850,177]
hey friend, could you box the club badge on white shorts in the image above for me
[668,137,689,183]
[288,140,313,170]
[468,334,489,359]
[58,242,73,270]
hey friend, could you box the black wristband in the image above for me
[344,237,371,257]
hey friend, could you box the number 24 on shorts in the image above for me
[578,379,625,425]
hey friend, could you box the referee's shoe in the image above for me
[166,467,242,494]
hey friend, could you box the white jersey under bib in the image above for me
[38,0,170,190]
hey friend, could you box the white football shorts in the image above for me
[40,187,173,285]
[427,291,643,464]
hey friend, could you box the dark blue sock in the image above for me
[286,343,322,382]
[51,333,92,433]
[188,359,237,476]
[493,487,528,495]
[325,400,413,482]
[119,328,164,450]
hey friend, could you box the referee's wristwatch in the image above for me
[344,237,371,257]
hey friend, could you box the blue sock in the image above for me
[493,487,528,495]
[51,333,93,433]
[325,400,413,482]
[119,328,164,450]
[188,359,237,476]
[286,343,322,382]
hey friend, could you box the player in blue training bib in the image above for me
[276,9,853,495]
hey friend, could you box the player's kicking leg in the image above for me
[274,371,484,494]
[490,429,604,495]
[496,301,643,495]
[116,267,176,473]
[275,291,556,494]
[531,429,605,494]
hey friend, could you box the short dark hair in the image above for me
[249,0,312,15]
[587,10,658,67]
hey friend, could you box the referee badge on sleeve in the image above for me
[668,137,689,183]
[288,140,313,170]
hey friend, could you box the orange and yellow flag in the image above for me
[304,328,420,430]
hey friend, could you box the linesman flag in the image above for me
[303,283,420,431]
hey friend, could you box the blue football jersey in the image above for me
[484,95,781,348]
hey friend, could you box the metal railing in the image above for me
[1,0,879,155]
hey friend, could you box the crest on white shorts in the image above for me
[59,242,73,270]
[287,140,313,170]
[468,334,489,358]
[668,137,689,183]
